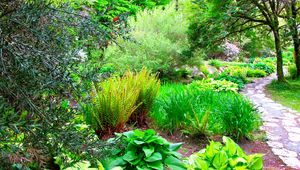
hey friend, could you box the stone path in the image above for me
[242,74,300,169]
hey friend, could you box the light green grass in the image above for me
[266,79,300,112]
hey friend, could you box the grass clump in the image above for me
[151,84,261,140]
[266,79,300,112]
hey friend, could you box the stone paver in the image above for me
[241,74,300,169]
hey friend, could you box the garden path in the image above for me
[242,74,300,169]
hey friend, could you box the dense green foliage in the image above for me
[0,0,169,168]
[104,2,202,80]
[184,136,264,170]
[83,69,160,137]
[189,79,238,93]
[106,129,185,170]
[151,84,261,140]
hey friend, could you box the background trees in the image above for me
[188,0,299,82]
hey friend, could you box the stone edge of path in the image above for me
[241,74,300,169]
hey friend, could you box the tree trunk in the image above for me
[175,0,179,11]
[291,0,300,77]
[273,29,285,82]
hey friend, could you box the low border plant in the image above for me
[184,136,264,170]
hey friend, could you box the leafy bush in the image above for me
[189,79,238,92]
[252,62,275,75]
[129,69,160,126]
[106,129,185,170]
[214,72,248,90]
[208,60,222,69]
[104,3,202,78]
[151,84,261,140]
[83,72,141,137]
[288,64,297,79]
[224,66,248,78]
[246,69,267,78]
[184,136,263,170]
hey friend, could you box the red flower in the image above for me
[113,16,119,22]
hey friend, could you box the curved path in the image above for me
[241,74,300,169]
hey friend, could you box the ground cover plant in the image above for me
[184,136,264,169]
[151,83,261,140]
[105,129,186,170]
[266,79,300,112]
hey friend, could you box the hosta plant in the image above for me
[189,79,238,92]
[107,129,186,170]
[246,69,267,78]
[184,136,263,170]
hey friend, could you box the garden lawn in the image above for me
[266,78,300,112]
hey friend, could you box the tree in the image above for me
[0,0,171,168]
[284,0,300,78]
[189,0,289,82]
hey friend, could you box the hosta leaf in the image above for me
[144,152,162,162]
[169,143,183,151]
[164,156,186,170]
[147,161,164,170]
[223,136,237,156]
[143,146,155,157]
[123,151,138,162]
[212,150,228,168]
[248,154,264,170]
[134,140,145,145]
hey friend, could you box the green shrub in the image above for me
[184,136,263,170]
[106,129,185,170]
[224,66,248,78]
[208,59,222,69]
[288,64,297,79]
[83,72,141,137]
[151,85,261,140]
[189,79,238,92]
[200,65,209,76]
[83,69,160,137]
[129,69,160,126]
[214,72,248,90]
[246,69,267,78]
[104,3,202,77]
[252,62,275,75]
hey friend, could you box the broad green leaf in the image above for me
[212,150,228,168]
[147,161,164,170]
[123,151,138,162]
[144,152,162,162]
[143,145,155,157]
[134,140,145,145]
[164,156,186,170]
[248,154,264,170]
[169,143,183,151]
